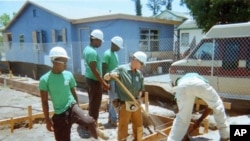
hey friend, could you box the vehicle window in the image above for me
[191,42,213,60]
[222,40,240,70]
[246,45,250,70]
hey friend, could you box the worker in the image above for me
[82,29,110,139]
[104,51,147,141]
[39,46,98,141]
[168,72,229,141]
[82,29,110,121]
[102,36,123,127]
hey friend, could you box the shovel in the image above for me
[111,75,156,131]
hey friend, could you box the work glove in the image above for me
[104,72,119,81]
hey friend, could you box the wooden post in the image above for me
[203,118,209,133]
[28,105,33,129]
[10,117,14,133]
[145,92,149,112]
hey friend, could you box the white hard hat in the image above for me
[111,36,123,49]
[90,29,104,42]
[49,46,70,60]
[133,51,147,66]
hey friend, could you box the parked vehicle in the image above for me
[169,22,250,100]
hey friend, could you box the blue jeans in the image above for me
[108,80,118,122]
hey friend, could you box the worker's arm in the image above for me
[71,87,79,104]
[40,90,54,132]
[102,63,108,78]
[89,61,109,90]
[193,106,212,130]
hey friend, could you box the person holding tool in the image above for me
[167,72,229,141]
[104,51,147,141]
[39,46,98,141]
[102,36,124,127]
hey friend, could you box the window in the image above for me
[3,33,12,49]
[19,34,24,48]
[32,9,36,17]
[181,33,189,47]
[57,30,63,42]
[139,29,159,51]
[222,40,240,70]
[56,28,67,43]
[247,48,250,70]
[32,30,46,43]
[191,41,213,60]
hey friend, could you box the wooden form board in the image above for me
[0,100,108,133]
[195,99,231,111]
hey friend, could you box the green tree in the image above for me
[132,0,142,16]
[0,13,11,27]
[147,0,173,15]
[181,0,250,32]
[147,0,165,15]
[166,0,173,10]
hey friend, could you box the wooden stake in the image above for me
[10,117,14,133]
[145,92,149,112]
[32,70,36,80]
[28,105,33,129]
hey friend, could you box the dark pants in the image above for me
[85,78,103,121]
[52,104,97,141]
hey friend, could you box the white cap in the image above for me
[111,36,123,49]
[90,29,104,42]
[133,51,147,66]
[49,46,70,60]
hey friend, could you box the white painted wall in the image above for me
[179,29,205,55]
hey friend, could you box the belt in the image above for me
[55,103,76,117]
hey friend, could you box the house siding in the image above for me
[3,2,176,75]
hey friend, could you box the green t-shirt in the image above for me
[39,71,77,114]
[102,49,119,72]
[112,64,144,101]
[83,45,102,80]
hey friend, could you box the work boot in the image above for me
[88,123,98,139]
[97,128,109,140]
[108,118,118,127]
[220,138,230,141]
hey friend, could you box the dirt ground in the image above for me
[0,87,175,141]
[0,86,250,141]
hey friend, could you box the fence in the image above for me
[0,38,175,76]
[1,37,249,101]
[170,37,250,100]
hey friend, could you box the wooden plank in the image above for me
[195,99,231,111]
[0,100,108,129]
[142,115,200,141]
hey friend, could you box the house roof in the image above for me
[156,10,190,21]
[177,19,199,30]
[3,1,182,31]
[71,13,182,25]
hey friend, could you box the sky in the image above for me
[0,0,189,19]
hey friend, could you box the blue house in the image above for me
[2,1,181,75]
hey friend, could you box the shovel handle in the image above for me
[111,76,152,116]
